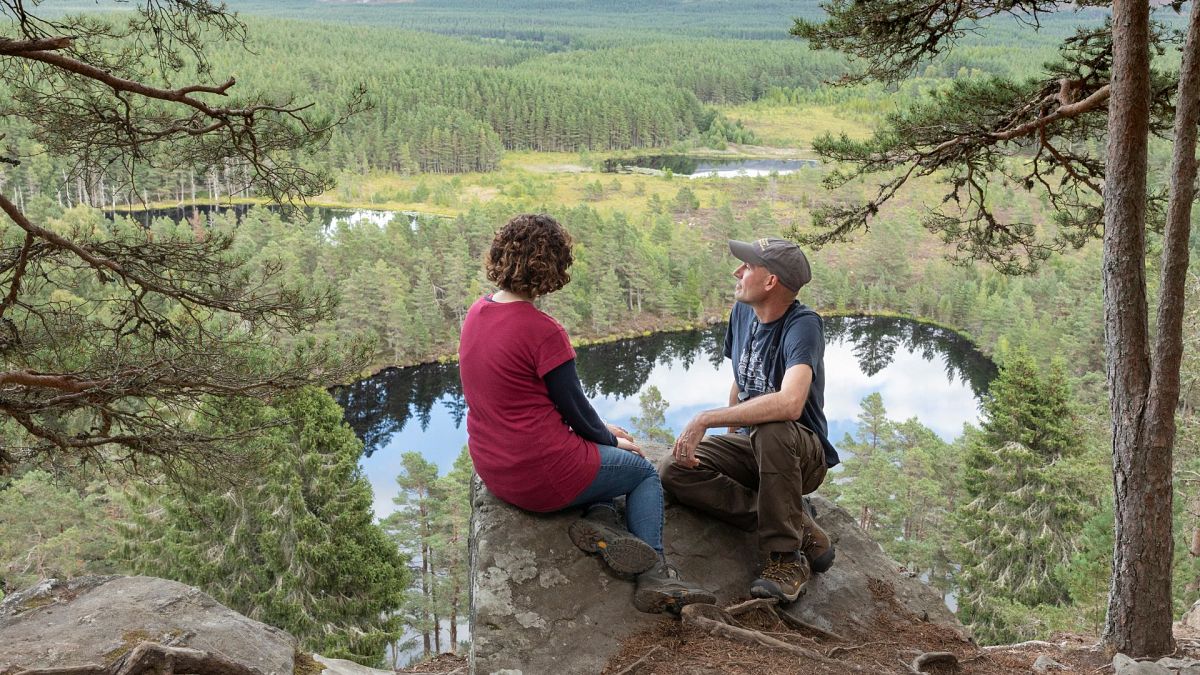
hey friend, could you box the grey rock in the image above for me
[1157,657,1200,671]
[1182,599,1200,632]
[313,654,393,675]
[0,576,295,675]
[1033,654,1068,672]
[773,492,961,635]
[1112,653,1172,675]
[469,442,966,675]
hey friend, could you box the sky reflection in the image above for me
[356,324,986,520]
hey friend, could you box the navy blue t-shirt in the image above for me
[723,301,839,468]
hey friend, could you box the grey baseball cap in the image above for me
[728,237,812,292]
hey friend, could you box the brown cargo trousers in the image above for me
[658,420,827,554]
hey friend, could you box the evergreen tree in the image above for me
[888,418,958,592]
[794,1,1198,654]
[431,448,473,654]
[954,350,1089,643]
[123,388,408,665]
[828,393,900,534]
[383,452,442,659]
[630,385,674,444]
[0,471,127,592]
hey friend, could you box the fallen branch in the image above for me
[761,630,820,644]
[771,606,846,642]
[723,596,846,641]
[680,604,873,673]
[983,640,1062,652]
[614,645,662,675]
[827,641,900,658]
[725,598,779,617]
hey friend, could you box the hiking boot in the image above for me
[750,551,811,603]
[633,558,717,614]
[799,508,835,574]
[568,506,658,575]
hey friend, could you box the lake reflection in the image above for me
[333,315,996,519]
[105,204,428,232]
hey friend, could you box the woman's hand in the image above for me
[616,436,644,457]
[608,423,635,443]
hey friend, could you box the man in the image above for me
[660,237,839,603]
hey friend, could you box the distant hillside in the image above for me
[217,0,1126,44]
[41,0,1130,43]
[220,0,822,38]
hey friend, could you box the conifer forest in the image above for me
[0,0,1198,668]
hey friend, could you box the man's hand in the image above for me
[671,416,708,468]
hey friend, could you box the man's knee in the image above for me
[658,455,684,491]
[749,421,801,461]
[750,420,794,443]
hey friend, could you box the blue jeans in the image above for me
[568,445,664,553]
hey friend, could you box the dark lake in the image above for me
[602,155,820,177]
[333,315,997,519]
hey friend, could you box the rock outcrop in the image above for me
[1182,598,1200,634]
[1112,653,1200,675]
[469,442,964,675]
[0,576,296,675]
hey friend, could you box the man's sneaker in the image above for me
[750,551,811,603]
[633,559,717,614]
[799,508,835,574]
[568,506,658,575]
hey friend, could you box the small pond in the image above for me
[602,155,820,178]
[104,204,427,233]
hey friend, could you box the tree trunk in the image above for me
[1101,0,1176,657]
[449,589,458,653]
[433,608,441,654]
[421,539,432,657]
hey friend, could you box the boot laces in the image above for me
[761,558,803,583]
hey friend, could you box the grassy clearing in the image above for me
[720,103,876,148]
[316,153,769,219]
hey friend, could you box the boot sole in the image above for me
[568,519,658,575]
[750,579,806,604]
[809,547,835,574]
[633,587,717,614]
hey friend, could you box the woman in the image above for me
[458,213,714,614]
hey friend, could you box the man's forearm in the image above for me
[693,390,803,431]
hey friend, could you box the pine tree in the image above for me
[123,388,408,665]
[828,393,900,535]
[383,453,442,659]
[889,418,958,591]
[431,448,473,654]
[631,385,674,444]
[0,471,127,591]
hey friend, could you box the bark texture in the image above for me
[1101,0,1176,657]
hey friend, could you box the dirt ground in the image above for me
[600,590,1200,675]
[400,602,1200,675]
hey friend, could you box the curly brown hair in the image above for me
[486,214,573,298]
